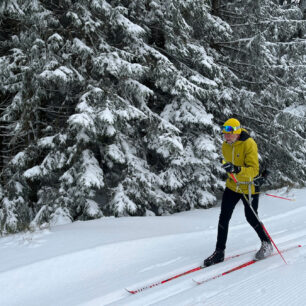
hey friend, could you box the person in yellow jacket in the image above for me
[203,118,272,266]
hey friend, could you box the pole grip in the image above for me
[222,160,238,184]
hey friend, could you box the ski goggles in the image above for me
[222,125,241,133]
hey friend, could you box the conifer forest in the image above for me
[0,0,305,234]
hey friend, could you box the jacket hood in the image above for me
[238,129,250,141]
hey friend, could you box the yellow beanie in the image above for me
[222,118,242,134]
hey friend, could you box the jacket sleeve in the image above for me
[235,138,259,181]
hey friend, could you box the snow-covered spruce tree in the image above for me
[216,0,306,187]
[0,0,240,233]
[63,0,238,214]
[0,1,45,232]
[0,0,105,231]
[1,0,304,234]
[128,0,237,209]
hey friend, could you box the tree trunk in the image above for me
[212,0,220,16]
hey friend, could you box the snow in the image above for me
[23,165,42,179]
[98,108,115,124]
[194,136,216,153]
[39,66,75,82]
[48,33,63,43]
[38,136,56,149]
[111,183,137,216]
[79,150,104,189]
[85,199,103,218]
[50,207,72,226]
[94,53,147,79]
[106,144,126,164]
[189,74,218,87]
[72,38,94,56]
[0,0,24,15]
[10,151,26,166]
[1,187,306,306]
[68,113,96,132]
[114,13,146,37]
[283,104,306,117]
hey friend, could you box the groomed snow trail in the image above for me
[0,188,305,306]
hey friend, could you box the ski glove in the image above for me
[254,169,271,186]
[222,162,241,174]
[254,176,265,187]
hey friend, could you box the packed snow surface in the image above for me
[1,187,306,306]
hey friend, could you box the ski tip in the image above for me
[192,278,201,285]
[125,288,136,294]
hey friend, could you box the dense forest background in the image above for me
[0,0,305,234]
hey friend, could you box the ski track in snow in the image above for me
[0,188,306,306]
[101,241,306,306]
[202,258,306,306]
[139,257,183,273]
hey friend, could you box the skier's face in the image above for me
[224,133,240,144]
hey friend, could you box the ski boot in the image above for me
[203,248,224,267]
[255,240,273,260]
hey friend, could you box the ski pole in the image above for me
[253,192,295,201]
[264,193,295,201]
[228,171,287,264]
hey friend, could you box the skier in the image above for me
[203,118,273,267]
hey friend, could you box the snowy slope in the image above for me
[0,187,306,306]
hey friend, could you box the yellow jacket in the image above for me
[222,129,259,194]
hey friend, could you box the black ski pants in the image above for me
[216,187,269,251]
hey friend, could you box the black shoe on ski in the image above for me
[203,248,224,267]
[254,241,273,260]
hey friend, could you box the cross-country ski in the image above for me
[193,244,302,285]
[126,248,256,294]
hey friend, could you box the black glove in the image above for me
[222,162,241,174]
[254,176,265,187]
[262,169,270,178]
[254,168,271,187]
